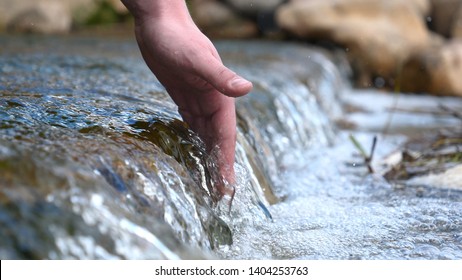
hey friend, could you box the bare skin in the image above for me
[121,0,253,194]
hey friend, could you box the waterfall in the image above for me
[1,36,461,260]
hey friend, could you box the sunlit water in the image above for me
[0,35,461,259]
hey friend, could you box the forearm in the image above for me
[121,0,191,23]
[120,1,251,191]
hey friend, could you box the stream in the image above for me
[0,35,461,259]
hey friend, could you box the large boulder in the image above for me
[451,4,462,38]
[3,0,72,34]
[0,0,72,33]
[400,40,462,97]
[276,0,431,86]
[429,0,462,37]
[0,0,127,33]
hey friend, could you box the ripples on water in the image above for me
[0,36,461,259]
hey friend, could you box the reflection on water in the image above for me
[0,36,461,259]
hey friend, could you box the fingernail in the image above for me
[230,77,251,88]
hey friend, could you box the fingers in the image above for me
[195,56,253,98]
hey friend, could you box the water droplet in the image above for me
[374,77,386,88]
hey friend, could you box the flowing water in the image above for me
[0,35,461,260]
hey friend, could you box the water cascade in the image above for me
[1,36,461,259]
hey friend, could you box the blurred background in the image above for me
[1,0,462,96]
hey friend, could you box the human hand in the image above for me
[126,1,253,195]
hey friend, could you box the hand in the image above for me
[129,3,253,195]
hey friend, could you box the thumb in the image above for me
[196,56,253,97]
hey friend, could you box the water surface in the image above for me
[0,35,461,259]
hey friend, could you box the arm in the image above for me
[121,0,253,195]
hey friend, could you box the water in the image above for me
[0,35,461,259]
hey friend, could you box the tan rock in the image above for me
[108,0,128,15]
[400,40,462,97]
[6,0,72,34]
[451,4,462,38]
[189,0,258,38]
[0,0,129,33]
[0,0,99,33]
[408,164,462,190]
[276,0,431,86]
[429,0,462,37]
